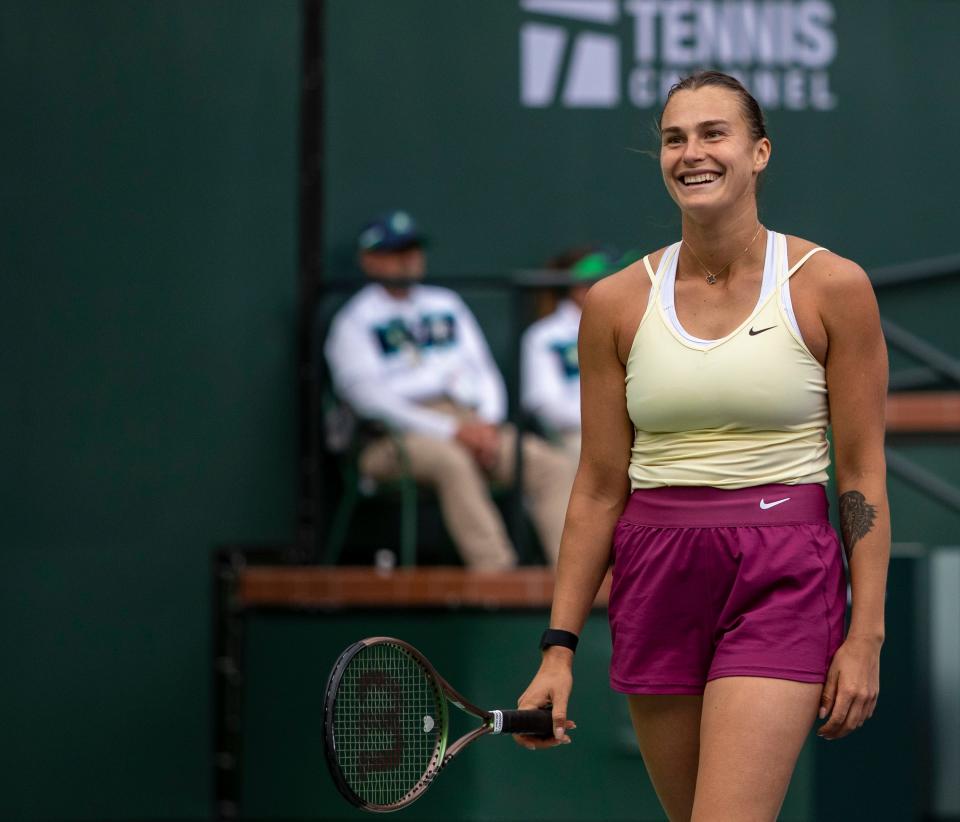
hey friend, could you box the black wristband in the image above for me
[540,628,579,653]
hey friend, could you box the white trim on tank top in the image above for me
[654,230,803,346]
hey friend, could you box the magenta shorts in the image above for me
[608,483,847,695]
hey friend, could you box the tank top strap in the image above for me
[773,232,828,341]
[639,243,680,318]
[642,255,656,284]
[643,243,681,285]
[783,244,828,283]
[774,232,789,286]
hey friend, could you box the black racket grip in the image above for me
[492,708,555,737]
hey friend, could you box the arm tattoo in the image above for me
[839,490,877,562]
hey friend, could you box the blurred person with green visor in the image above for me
[521,249,637,458]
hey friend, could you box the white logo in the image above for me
[519,0,839,111]
[759,497,791,509]
[521,0,621,107]
[423,715,435,733]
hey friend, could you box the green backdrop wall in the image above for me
[3,1,959,820]
[2,2,298,819]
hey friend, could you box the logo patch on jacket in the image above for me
[551,341,579,378]
[374,313,458,355]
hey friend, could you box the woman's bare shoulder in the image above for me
[583,245,670,310]
[785,234,872,295]
[579,246,668,359]
[785,234,877,345]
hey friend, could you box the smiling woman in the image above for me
[515,70,891,822]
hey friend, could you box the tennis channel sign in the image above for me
[520,0,838,111]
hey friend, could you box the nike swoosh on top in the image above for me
[759,497,791,509]
[749,325,777,336]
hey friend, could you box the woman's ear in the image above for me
[754,137,772,174]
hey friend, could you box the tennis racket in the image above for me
[323,636,553,812]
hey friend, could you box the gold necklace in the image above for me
[683,223,764,285]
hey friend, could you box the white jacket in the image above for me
[521,300,581,433]
[325,283,507,439]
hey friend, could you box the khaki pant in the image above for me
[559,430,581,462]
[359,408,576,569]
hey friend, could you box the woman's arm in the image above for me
[815,256,890,740]
[515,276,636,748]
[549,286,634,636]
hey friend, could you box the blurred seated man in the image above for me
[324,210,576,568]
[521,249,619,460]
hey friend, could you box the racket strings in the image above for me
[333,642,443,806]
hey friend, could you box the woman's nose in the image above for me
[682,137,705,163]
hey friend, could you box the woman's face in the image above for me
[659,86,770,218]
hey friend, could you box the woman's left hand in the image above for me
[816,635,881,740]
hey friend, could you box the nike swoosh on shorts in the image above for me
[759,497,791,509]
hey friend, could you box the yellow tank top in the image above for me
[626,231,830,490]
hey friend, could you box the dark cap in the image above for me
[357,210,427,252]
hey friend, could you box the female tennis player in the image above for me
[516,70,889,821]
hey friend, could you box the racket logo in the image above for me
[357,671,404,779]
[423,715,435,733]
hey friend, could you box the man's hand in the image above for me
[455,421,500,470]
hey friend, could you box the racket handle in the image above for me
[490,708,554,737]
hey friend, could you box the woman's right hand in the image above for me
[513,647,576,750]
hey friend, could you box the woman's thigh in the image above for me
[627,694,703,822]
[692,676,821,822]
